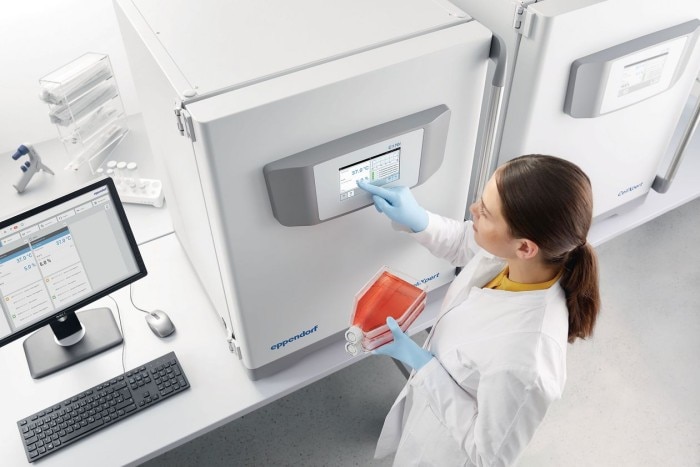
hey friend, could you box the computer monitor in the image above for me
[0,177,146,378]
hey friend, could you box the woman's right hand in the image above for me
[356,180,428,233]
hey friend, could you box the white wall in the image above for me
[0,0,139,154]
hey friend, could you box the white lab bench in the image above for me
[0,231,411,467]
[0,110,699,466]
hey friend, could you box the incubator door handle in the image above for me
[469,35,508,210]
[652,82,700,194]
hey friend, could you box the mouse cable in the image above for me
[129,282,151,315]
[106,294,127,377]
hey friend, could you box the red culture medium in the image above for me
[353,271,425,331]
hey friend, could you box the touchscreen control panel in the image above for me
[263,105,450,226]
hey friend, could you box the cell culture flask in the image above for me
[345,267,427,356]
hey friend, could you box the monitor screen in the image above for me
[0,177,146,350]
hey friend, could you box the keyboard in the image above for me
[17,351,189,463]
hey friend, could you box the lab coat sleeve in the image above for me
[410,358,561,467]
[399,211,477,267]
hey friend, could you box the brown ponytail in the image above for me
[560,243,600,343]
[497,155,600,343]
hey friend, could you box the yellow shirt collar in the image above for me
[483,267,562,292]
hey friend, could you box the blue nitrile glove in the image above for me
[373,317,433,371]
[356,180,428,233]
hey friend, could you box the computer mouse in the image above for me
[145,310,176,337]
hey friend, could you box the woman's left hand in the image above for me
[373,317,433,370]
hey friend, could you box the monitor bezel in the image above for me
[0,177,147,347]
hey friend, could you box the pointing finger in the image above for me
[357,180,397,204]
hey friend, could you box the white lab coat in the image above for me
[375,212,569,466]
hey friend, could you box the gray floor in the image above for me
[143,197,700,467]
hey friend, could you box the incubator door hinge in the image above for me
[227,336,242,359]
[173,103,196,142]
[513,1,537,37]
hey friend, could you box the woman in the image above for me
[356,154,600,466]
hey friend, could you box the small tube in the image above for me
[126,162,139,187]
[116,161,127,184]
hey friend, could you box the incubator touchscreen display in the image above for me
[618,52,668,96]
[339,148,400,201]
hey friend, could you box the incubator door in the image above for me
[185,21,492,377]
[116,0,494,378]
[496,0,700,219]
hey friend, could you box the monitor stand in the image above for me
[23,307,123,379]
